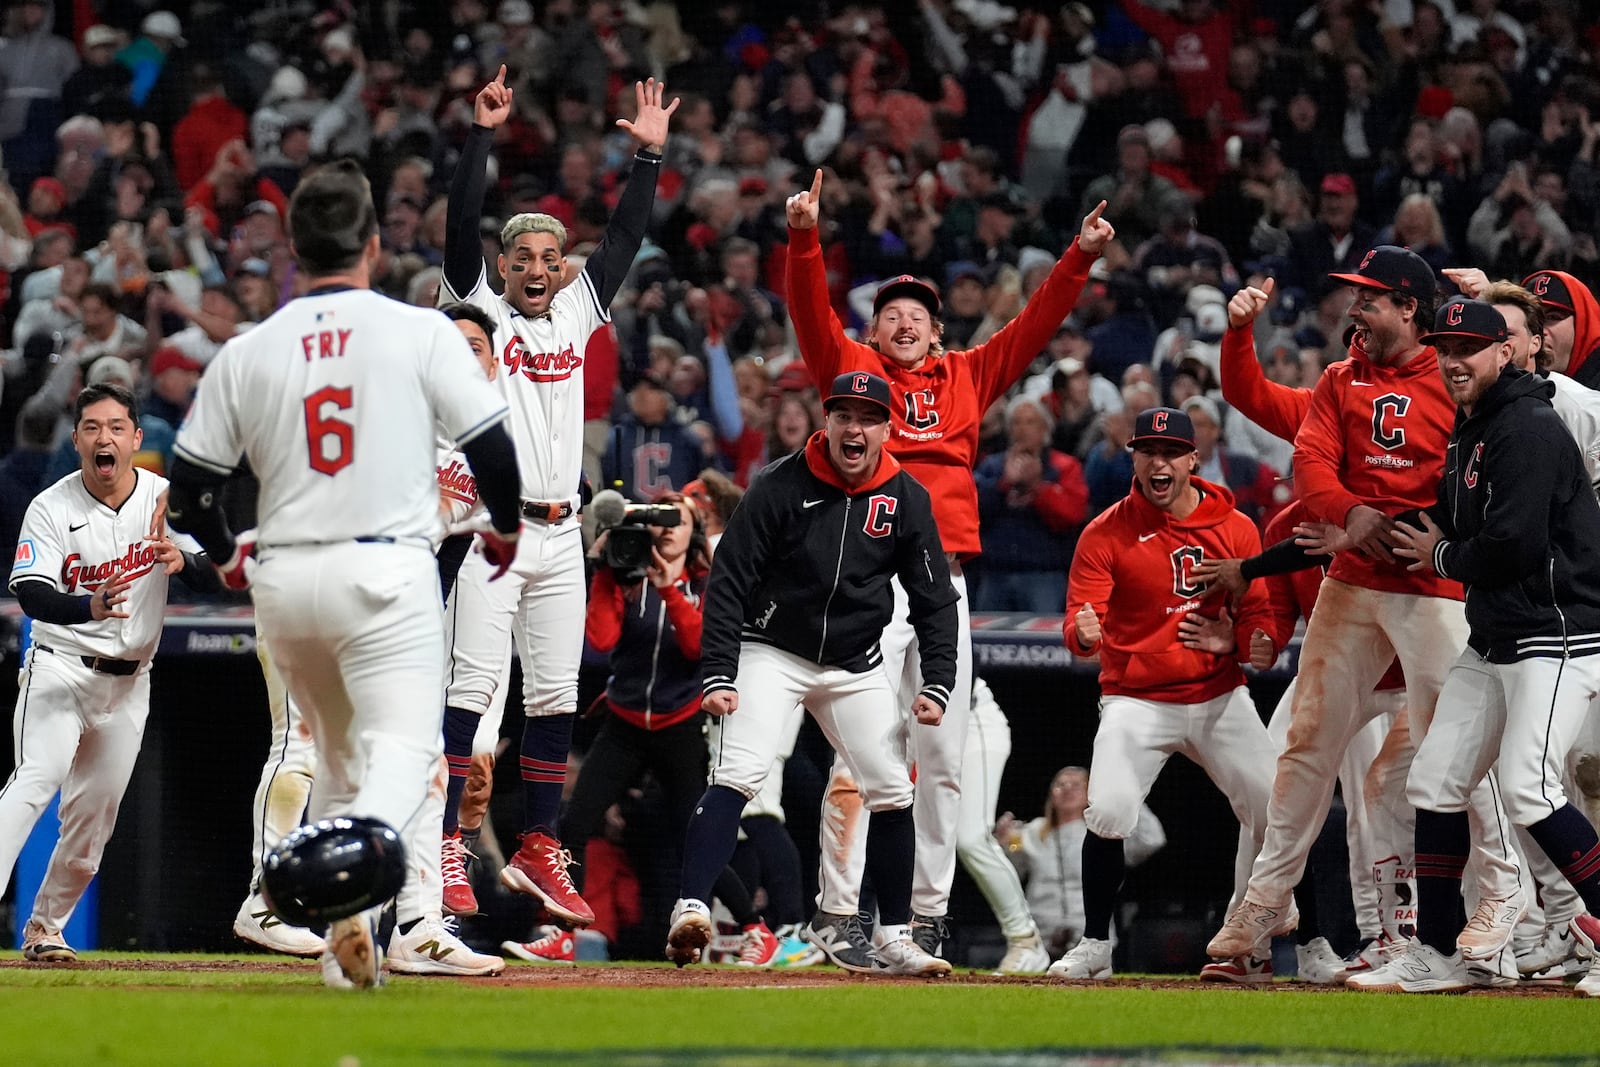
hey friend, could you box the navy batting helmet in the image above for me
[261,816,406,928]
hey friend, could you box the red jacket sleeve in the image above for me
[785,225,849,385]
[1219,326,1311,443]
[1033,452,1089,532]
[584,568,626,652]
[1065,517,1117,654]
[660,582,703,660]
[1293,370,1366,526]
[968,241,1099,410]
[1122,0,1178,42]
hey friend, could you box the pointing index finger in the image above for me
[494,64,507,87]
[810,168,824,200]
[1086,200,1107,226]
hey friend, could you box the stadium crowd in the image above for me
[4,0,1600,977]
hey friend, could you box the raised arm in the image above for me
[968,202,1112,409]
[785,169,849,384]
[442,67,509,299]
[1219,278,1310,443]
[583,79,676,309]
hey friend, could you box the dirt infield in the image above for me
[0,956,1585,995]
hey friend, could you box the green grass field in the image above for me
[0,956,1593,1067]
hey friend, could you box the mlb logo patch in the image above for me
[13,539,36,570]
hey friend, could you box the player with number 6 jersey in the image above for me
[167,160,522,989]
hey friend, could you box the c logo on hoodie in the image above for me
[1170,545,1205,599]
[1463,441,1483,489]
[1371,393,1410,451]
[863,494,898,538]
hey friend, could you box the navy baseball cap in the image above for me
[1419,297,1508,347]
[824,371,893,417]
[1127,407,1196,451]
[872,274,940,317]
[1329,245,1436,301]
[1522,270,1576,316]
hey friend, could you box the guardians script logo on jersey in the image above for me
[436,458,478,505]
[503,337,582,382]
[61,542,160,593]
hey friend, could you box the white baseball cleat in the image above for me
[323,909,384,990]
[1577,959,1600,998]
[1346,940,1471,993]
[1457,888,1527,961]
[665,898,712,967]
[1207,899,1295,960]
[233,892,325,957]
[871,927,952,977]
[1332,934,1393,983]
[387,916,504,976]
[1516,923,1579,977]
[20,920,77,963]
[994,931,1051,975]
[1294,936,1344,984]
[1047,936,1112,980]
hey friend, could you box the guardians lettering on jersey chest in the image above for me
[502,337,582,382]
[436,459,478,503]
[62,542,159,593]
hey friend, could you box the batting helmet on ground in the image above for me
[261,817,406,928]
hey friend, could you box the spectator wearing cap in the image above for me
[117,10,186,133]
[140,344,201,428]
[23,176,73,239]
[231,258,276,321]
[1079,126,1180,250]
[972,394,1089,614]
[1286,172,1376,302]
[172,63,247,192]
[1038,355,1103,458]
[1181,396,1283,530]
[0,1,79,195]
[61,25,131,122]
[602,371,711,505]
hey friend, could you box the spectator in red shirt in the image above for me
[171,63,247,192]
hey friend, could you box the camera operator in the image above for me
[506,492,714,962]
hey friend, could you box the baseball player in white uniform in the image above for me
[167,160,523,990]
[4,383,214,962]
[667,372,959,977]
[956,677,1051,973]
[432,69,675,928]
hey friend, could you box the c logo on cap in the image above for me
[1445,302,1465,326]
[1151,411,1169,432]
[852,373,870,394]
[1530,274,1551,296]
[1359,250,1376,270]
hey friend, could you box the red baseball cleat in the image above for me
[498,831,595,926]
[502,926,576,965]
[441,832,478,918]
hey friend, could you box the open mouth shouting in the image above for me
[93,449,117,479]
[891,327,920,354]
[840,440,867,462]
[1149,473,1174,494]
[523,277,550,305]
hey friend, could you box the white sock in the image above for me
[878,923,910,945]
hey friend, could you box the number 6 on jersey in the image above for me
[304,386,354,475]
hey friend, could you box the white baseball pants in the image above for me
[1409,648,1600,826]
[252,542,444,849]
[709,642,913,812]
[1243,581,1521,909]
[954,679,1036,939]
[394,755,449,921]
[817,571,973,917]
[245,628,315,892]
[443,521,585,718]
[0,647,149,931]
[1265,679,1403,940]
[1086,687,1277,911]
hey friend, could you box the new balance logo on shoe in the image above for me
[253,910,283,930]
[415,939,455,962]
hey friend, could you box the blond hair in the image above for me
[501,212,567,251]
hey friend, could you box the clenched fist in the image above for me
[1227,276,1275,330]
[1074,602,1101,646]
[1249,628,1275,670]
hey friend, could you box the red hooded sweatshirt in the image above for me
[1525,270,1600,388]
[1066,477,1273,703]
